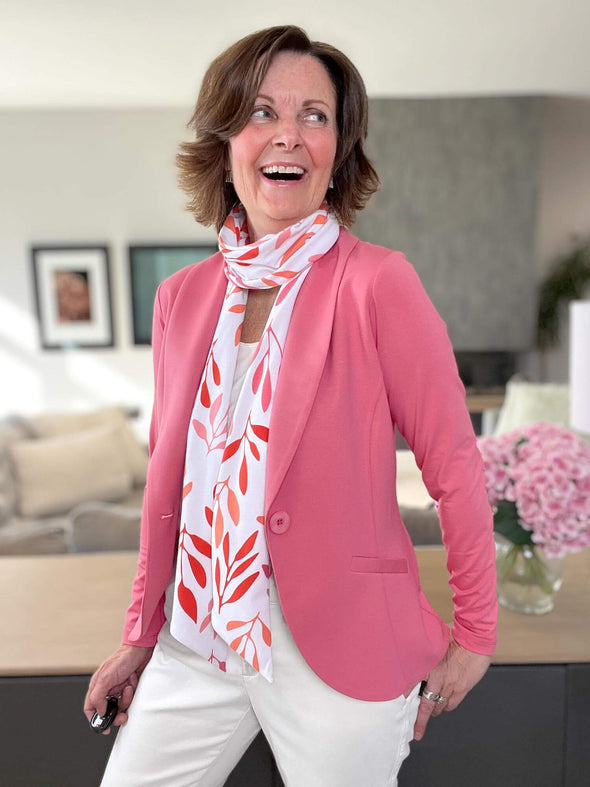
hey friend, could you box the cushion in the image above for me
[9,425,133,518]
[67,502,141,552]
[0,416,36,525]
[26,405,127,437]
[399,505,442,546]
[494,381,570,435]
[25,407,148,486]
[0,444,16,525]
[395,450,433,508]
[0,518,69,556]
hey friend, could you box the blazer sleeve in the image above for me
[121,285,166,646]
[371,252,498,656]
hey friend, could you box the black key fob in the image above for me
[90,695,119,734]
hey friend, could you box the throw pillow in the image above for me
[9,425,133,518]
[0,416,37,525]
[494,382,570,436]
[25,406,147,486]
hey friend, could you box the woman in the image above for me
[86,25,497,786]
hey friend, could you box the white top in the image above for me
[228,341,259,426]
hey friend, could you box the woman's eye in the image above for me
[305,111,327,123]
[252,107,273,119]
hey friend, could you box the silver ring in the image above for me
[436,695,447,704]
[421,688,441,702]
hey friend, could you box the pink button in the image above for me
[269,511,291,534]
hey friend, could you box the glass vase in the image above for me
[494,533,564,614]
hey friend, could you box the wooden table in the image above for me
[1,549,589,787]
[1,548,590,675]
[418,546,590,664]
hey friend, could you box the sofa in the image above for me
[0,406,147,556]
[0,403,444,554]
[4,382,573,556]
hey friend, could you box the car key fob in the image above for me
[90,695,119,733]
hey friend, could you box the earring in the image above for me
[328,176,334,189]
[225,170,233,183]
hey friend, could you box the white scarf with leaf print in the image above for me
[170,201,340,681]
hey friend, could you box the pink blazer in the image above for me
[123,229,497,701]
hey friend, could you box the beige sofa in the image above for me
[0,407,147,555]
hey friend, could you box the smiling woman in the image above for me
[87,24,497,787]
[227,51,338,240]
[175,25,379,231]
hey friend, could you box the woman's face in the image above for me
[228,51,338,242]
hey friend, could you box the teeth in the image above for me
[262,165,305,175]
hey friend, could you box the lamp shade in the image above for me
[569,300,590,434]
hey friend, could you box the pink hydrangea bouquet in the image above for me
[478,422,590,611]
[477,422,590,559]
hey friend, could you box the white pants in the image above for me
[100,578,421,787]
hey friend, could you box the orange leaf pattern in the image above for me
[169,202,339,681]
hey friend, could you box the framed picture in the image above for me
[129,244,217,345]
[31,246,114,349]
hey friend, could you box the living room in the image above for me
[1,2,589,786]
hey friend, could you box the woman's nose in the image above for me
[272,118,302,149]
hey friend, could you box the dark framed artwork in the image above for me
[31,246,114,349]
[129,244,217,345]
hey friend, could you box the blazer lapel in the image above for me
[265,230,359,512]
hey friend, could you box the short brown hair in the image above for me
[176,25,380,230]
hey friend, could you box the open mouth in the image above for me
[261,165,305,182]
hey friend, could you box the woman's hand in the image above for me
[413,634,491,741]
[84,644,154,734]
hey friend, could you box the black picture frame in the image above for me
[31,245,114,350]
[128,244,217,345]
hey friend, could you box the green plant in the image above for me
[536,237,590,350]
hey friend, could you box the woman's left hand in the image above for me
[413,634,491,740]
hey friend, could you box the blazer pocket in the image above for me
[350,556,408,574]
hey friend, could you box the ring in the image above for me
[421,688,441,702]
[435,695,447,704]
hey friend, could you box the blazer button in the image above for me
[269,511,290,534]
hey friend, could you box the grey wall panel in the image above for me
[354,97,544,350]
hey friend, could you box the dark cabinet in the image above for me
[1,665,588,786]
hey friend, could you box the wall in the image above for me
[355,96,543,351]
[521,97,590,382]
[0,109,214,438]
[1,99,589,439]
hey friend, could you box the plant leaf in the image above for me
[494,501,534,545]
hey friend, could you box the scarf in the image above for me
[169,202,340,681]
